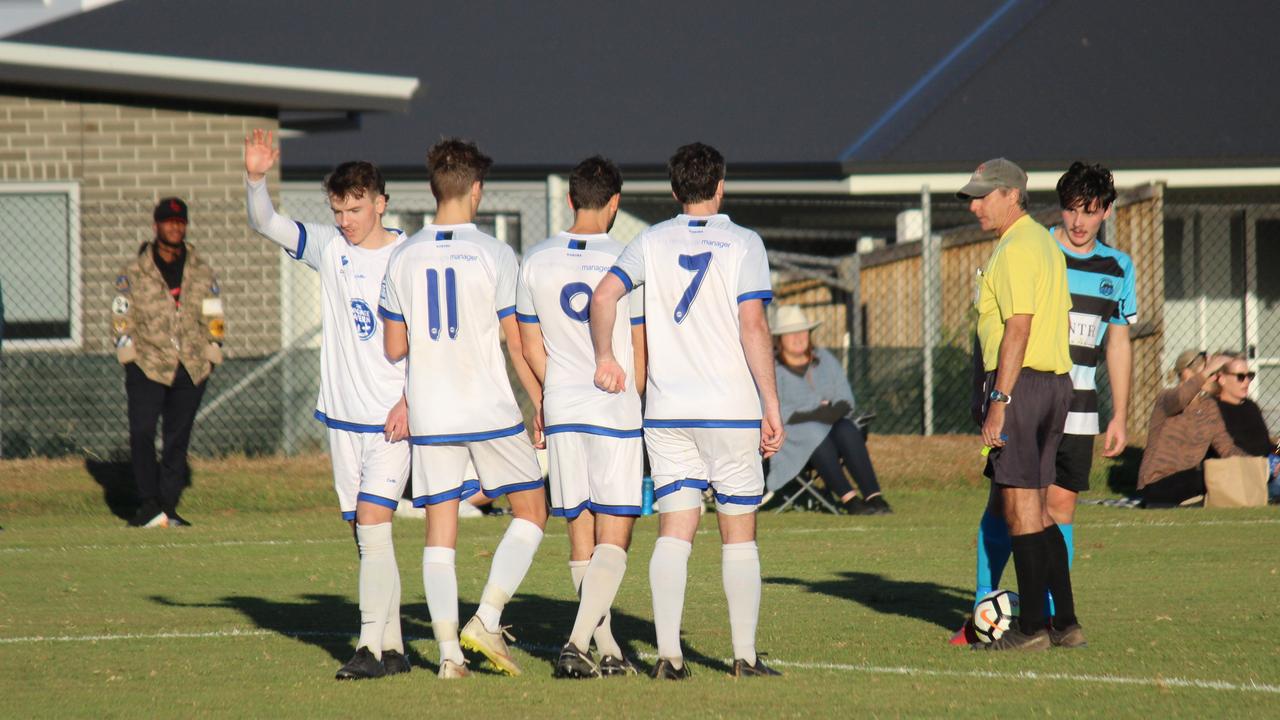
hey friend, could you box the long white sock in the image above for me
[568,544,628,651]
[381,556,403,655]
[356,523,395,659]
[650,536,692,664]
[476,518,544,632]
[423,546,463,664]
[722,541,761,665]
[570,559,623,657]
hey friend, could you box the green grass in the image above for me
[1,453,1278,718]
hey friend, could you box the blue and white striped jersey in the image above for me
[516,232,644,437]
[1055,228,1139,435]
[610,214,772,427]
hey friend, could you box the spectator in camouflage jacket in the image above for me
[112,197,224,528]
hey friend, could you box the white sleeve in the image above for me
[495,245,518,318]
[610,235,646,292]
[515,258,538,323]
[378,262,405,323]
[736,233,772,304]
[246,177,324,271]
[629,284,645,325]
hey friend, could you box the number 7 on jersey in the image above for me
[674,252,712,324]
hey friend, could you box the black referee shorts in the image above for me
[983,370,1073,490]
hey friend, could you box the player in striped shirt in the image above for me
[516,156,645,678]
[591,143,784,679]
[958,161,1136,644]
[380,139,545,680]
[243,130,411,680]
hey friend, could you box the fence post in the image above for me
[838,252,861,387]
[921,185,939,435]
[546,174,568,238]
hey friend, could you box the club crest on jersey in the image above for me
[351,299,376,340]
[1098,278,1115,297]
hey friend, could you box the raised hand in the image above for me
[244,129,280,182]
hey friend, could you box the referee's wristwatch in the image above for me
[989,389,1012,405]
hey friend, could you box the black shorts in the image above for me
[983,370,1073,489]
[1054,433,1095,493]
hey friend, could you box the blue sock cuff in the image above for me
[1060,523,1075,569]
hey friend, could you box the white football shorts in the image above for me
[546,431,643,519]
[411,432,543,506]
[644,426,764,516]
[328,427,411,521]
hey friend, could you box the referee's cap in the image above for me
[956,158,1027,200]
[154,197,188,223]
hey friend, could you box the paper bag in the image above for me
[1203,456,1269,508]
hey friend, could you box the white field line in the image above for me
[3,516,1277,555]
[0,627,1276,696]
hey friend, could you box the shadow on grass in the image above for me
[150,591,725,676]
[84,459,137,521]
[765,571,971,631]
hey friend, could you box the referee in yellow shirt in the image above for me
[960,158,1083,651]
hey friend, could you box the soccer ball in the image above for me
[972,589,1020,643]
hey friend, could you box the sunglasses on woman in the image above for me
[1222,371,1257,382]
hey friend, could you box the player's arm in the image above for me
[518,321,547,385]
[243,129,313,261]
[983,314,1031,449]
[1101,323,1132,456]
[590,273,628,393]
[631,323,647,396]
[501,313,543,410]
[383,319,408,362]
[740,299,784,458]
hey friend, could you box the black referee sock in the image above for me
[1043,524,1078,629]
[1010,530,1049,635]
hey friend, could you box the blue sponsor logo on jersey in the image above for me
[351,299,376,340]
[1098,278,1115,297]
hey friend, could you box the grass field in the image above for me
[2,439,1278,718]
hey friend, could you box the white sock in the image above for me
[356,523,395,659]
[650,536,693,665]
[570,559,622,657]
[722,541,761,665]
[568,544,627,651]
[381,557,403,655]
[476,518,544,632]
[423,546,463,664]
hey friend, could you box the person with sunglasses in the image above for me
[1213,353,1278,484]
[1138,350,1246,506]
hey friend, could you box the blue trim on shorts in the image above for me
[608,266,633,292]
[482,477,545,499]
[410,422,525,444]
[644,419,762,429]
[356,492,399,510]
[544,423,643,438]
[315,410,385,433]
[516,312,540,324]
[713,491,764,507]
[340,510,356,521]
[413,479,482,507]
[377,305,405,323]
[497,305,517,319]
[551,500,591,520]
[653,478,710,499]
[589,501,642,517]
[736,290,773,306]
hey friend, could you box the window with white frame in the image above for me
[0,183,81,349]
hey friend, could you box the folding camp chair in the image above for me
[773,412,875,515]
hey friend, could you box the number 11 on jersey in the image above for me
[425,267,459,340]
[674,252,712,324]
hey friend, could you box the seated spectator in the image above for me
[1138,350,1245,506]
[766,305,891,515]
[1213,351,1280,492]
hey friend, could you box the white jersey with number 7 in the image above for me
[379,223,525,443]
[609,214,772,427]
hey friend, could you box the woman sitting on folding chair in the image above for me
[766,305,892,515]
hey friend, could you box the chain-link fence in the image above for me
[2,183,1277,459]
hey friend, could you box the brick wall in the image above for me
[0,93,282,357]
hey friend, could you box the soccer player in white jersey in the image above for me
[591,142,785,679]
[243,130,411,681]
[515,156,645,678]
[380,139,546,680]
